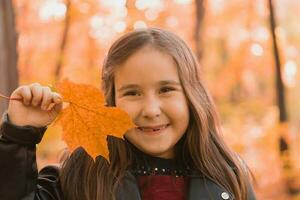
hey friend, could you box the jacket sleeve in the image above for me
[0,112,63,200]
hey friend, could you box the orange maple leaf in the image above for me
[53,79,135,160]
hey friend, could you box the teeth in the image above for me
[142,128,158,131]
[139,125,168,132]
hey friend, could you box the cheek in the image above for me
[116,100,138,120]
[166,97,190,130]
[166,96,189,117]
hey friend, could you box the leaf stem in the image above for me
[0,93,22,101]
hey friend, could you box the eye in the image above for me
[123,90,140,96]
[160,87,175,93]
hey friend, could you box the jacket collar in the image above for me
[116,171,234,200]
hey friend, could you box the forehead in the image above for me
[114,46,180,86]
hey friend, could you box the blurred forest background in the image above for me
[0,0,300,199]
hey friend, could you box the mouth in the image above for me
[137,124,170,134]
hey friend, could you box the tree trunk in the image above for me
[268,0,289,154]
[0,0,19,115]
[268,0,300,195]
[55,0,71,82]
[268,0,289,170]
[268,0,288,125]
[194,0,205,60]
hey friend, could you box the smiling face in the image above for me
[114,46,190,159]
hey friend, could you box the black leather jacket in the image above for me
[0,113,256,200]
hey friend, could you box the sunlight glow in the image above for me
[114,7,128,18]
[250,43,264,56]
[251,27,269,41]
[114,21,127,33]
[89,1,127,42]
[275,27,286,41]
[166,16,178,28]
[39,0,66,22]
[209,0,224,15]
[134,20,147,29]
[90,26,114,45]
[100,0,126,8]
[89,15,104,29]
[284,60,298,87]
[145,9,159,21]
[173,0,192,4]
[135,0,164,11]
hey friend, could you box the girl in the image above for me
[0,28,256,200]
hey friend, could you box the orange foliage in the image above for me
[11,0,300,198]
[53,79,135,160]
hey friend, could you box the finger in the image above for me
[46,92,62,111]
[53,102,63,113]
[46,102,63,120]
[47,102,62,113]
[52,92,63,104]
[41,87,52,111]
[30,83,43,107]
[12,86,32,106]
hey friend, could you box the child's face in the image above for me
[114,46,190,159]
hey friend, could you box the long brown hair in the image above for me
[59,28,252,200]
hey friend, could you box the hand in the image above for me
[7,83,63,127]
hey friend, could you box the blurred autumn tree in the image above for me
[267,0,297,196]
[0,0,19,115]
[4,0,300,199]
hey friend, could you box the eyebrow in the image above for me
[117,80,181,92]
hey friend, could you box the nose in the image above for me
[141,95,161,119]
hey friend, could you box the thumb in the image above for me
[53,102,63,114]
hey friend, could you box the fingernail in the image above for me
[48,104,55,110]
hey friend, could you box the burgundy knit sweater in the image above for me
[131,154,190,200]
[137,175,189,200]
